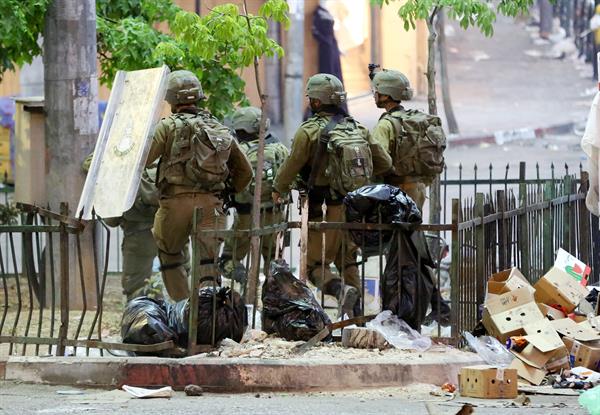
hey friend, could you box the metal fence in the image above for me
[1,163,597,355]
[0,203,175,357]
[450,167,598,340]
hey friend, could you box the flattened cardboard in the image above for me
[551,318,600,342]
[545,346,571,373]
[488,268,535,295]
[537,303,566,321]
[482,287,544,342]
[562,337,600,371]
[459,365,518,399]
[523,319,564,353]
[533,267,589,313]
[509,358,546,386]
[510,343,551,369]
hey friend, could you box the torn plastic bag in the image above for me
[344,184,422,256]
[121,297,177,346]
[381,230,434,331]
[463,332,514,367]
[262,260,332,341]
[366,310,431,351]
[167,287,247,347]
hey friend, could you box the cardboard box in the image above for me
[545,346,571,373]
[562,337,600,371]
[538,303,566,321]
[488,268,535,296]
[551,318,600,342]
[509,358,546,386]
[554,248,590,286]
[509,319,565,369]
[533,267,589,313]
[459,365,518,399]
[482,287,544,342]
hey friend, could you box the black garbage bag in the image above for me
[381,230,435,331]
[586,288,599,311]
[121,297,177,346]
[344,184,422,256]
[167,287,247,347]
[262,260,331,341]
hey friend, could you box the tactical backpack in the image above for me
[385,109,446,180]
[323,117,373,195]
[235,135,286,206]
[161,113,233,192]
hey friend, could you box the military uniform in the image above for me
[274,92,392,304]
[221,130,289,280]
[82,154,160,300]
[146,71,253,301]
[372,107,428,209]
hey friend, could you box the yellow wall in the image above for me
[380,2,428,95]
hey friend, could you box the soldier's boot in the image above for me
[218,257,248,284]
[325,279,359,320]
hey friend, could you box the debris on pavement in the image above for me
[579,385,600,415]
[366,310,432,351]
[121,385,174,399]
[468,249,600,396]
[458,365,518,399]
[184,384,204,396]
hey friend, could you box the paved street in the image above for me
[0,381,588,415]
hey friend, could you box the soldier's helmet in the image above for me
[165,70,205,106]
[231,106,270,134]
[305,73,347,106]
[371,69,413,101]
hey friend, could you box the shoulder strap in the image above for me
[307,114,342,190]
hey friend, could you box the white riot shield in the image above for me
[77,65,170,219]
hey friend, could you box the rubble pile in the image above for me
[469,248,600,394]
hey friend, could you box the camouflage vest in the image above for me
[383,108,446,180]
[234,134,288,207]
[158,112,233,192]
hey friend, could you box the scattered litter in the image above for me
[513,393,530,406]
[518,384,579,396]
[366,311,431,351]
[441,383,456,393]
[121,385,173,399]
[579,385,600,415]
[463,332,513,367]
[459,365,518,399]
[184,384,204,396]
[56,390,86,396]
[523,49,543,58]
[471,51,490,61]
[261,260,331,341]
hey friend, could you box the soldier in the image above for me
[371,69,450,325]
[272,73,392,318]
[371,69,446,209]
[220,107,289,283]
[82,155,163,301]
[146,70,253,302]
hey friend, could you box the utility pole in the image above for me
[44,0,99,308]
[283,0,305,146]
[265,20,282,126]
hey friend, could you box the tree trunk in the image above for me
[44,0,99,308]
[426,9,442,226]
[437,10,459,134]
[283,0,305,147]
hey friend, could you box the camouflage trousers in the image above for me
[221,208,283,277]
[152,193,226,301]
[306,203,360,295]
[120,227,158,301]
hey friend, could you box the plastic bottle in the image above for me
[579,385,600,415]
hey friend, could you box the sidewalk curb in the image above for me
[448,121,578,147]
[0,354,483,392]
